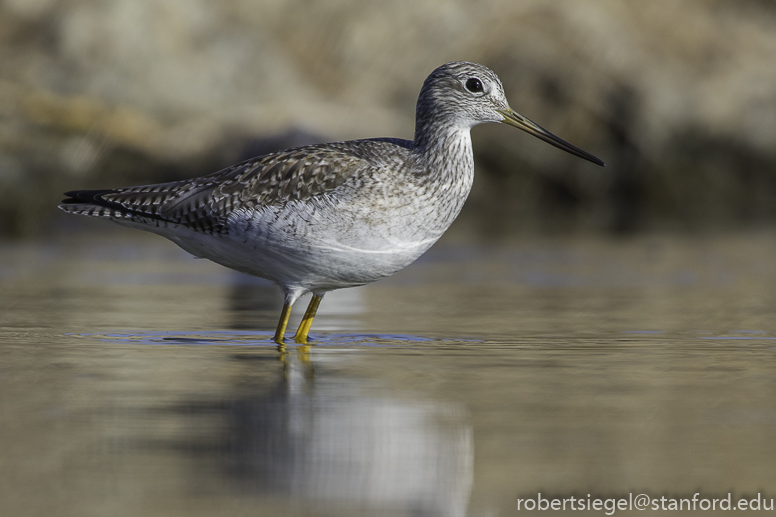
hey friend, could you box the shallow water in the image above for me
[2,229,776,516]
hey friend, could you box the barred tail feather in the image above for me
[58,189,171,228]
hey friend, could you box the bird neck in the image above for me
[411,88,475,185]
[411,122,474,180]
[408,123,475,236]
[412,99,466,148]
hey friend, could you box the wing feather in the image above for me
[58,141,388,234]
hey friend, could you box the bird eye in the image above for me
[465,77,484,93]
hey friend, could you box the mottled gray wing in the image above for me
[60,142,376,234]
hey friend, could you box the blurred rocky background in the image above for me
[1,0,775,236]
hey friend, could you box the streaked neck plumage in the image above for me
[408,81,476,231]
[411,67,478,183]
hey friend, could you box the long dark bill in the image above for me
[498,108,605,166]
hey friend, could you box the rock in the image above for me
[1,0,776,235]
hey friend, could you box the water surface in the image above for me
[2,230,776,516]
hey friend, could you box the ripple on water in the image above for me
[67,330,478,348]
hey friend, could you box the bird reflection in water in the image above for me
[168,343,474,516]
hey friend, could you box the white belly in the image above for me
[163,195,448,293]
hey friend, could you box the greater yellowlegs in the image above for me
[60,61,604,344]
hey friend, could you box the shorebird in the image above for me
[60,61,604,345]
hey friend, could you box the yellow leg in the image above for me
[273,301,293,345]
[293,294,323,344]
